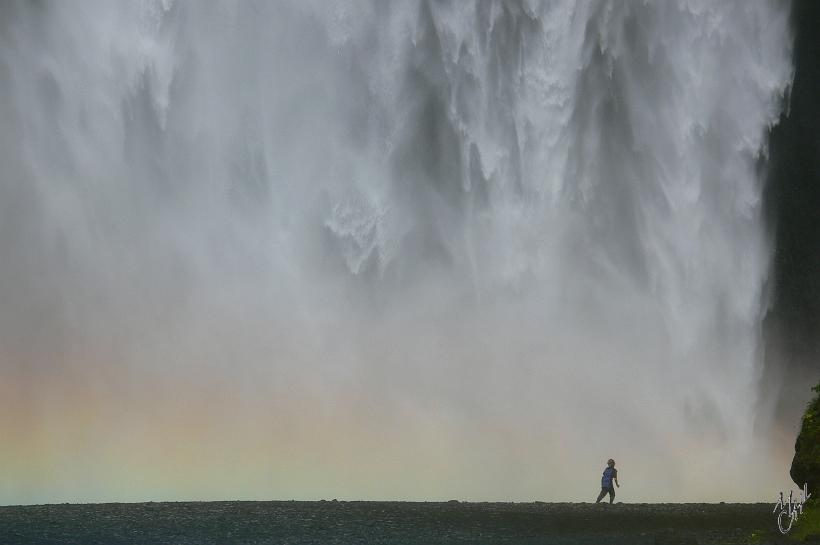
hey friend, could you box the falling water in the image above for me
[0,1,794,503]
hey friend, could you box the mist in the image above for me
[0,0,798,504]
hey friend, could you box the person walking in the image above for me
[596,458,619,504]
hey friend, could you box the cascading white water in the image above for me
[0,1,794,503]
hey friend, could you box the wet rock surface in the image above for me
[0,501,793,544]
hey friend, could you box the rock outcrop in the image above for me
[791,382,820,497]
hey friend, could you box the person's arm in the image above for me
[614,469,620,488]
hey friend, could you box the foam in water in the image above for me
[0,1,794,503]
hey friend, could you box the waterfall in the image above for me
[0,1,794,503]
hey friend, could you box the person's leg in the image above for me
[608,486,615,504]
[596,488,607,503]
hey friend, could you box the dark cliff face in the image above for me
[762,0,820,426]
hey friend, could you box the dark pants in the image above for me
[596,486,615,504]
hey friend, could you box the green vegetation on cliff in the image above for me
[791,382,820,498]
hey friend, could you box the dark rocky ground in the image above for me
[0,501,809,545]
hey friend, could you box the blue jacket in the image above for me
[601,467,617,488]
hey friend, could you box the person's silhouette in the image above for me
[595,458,619,504]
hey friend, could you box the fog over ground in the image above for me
[0,1,802,504]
